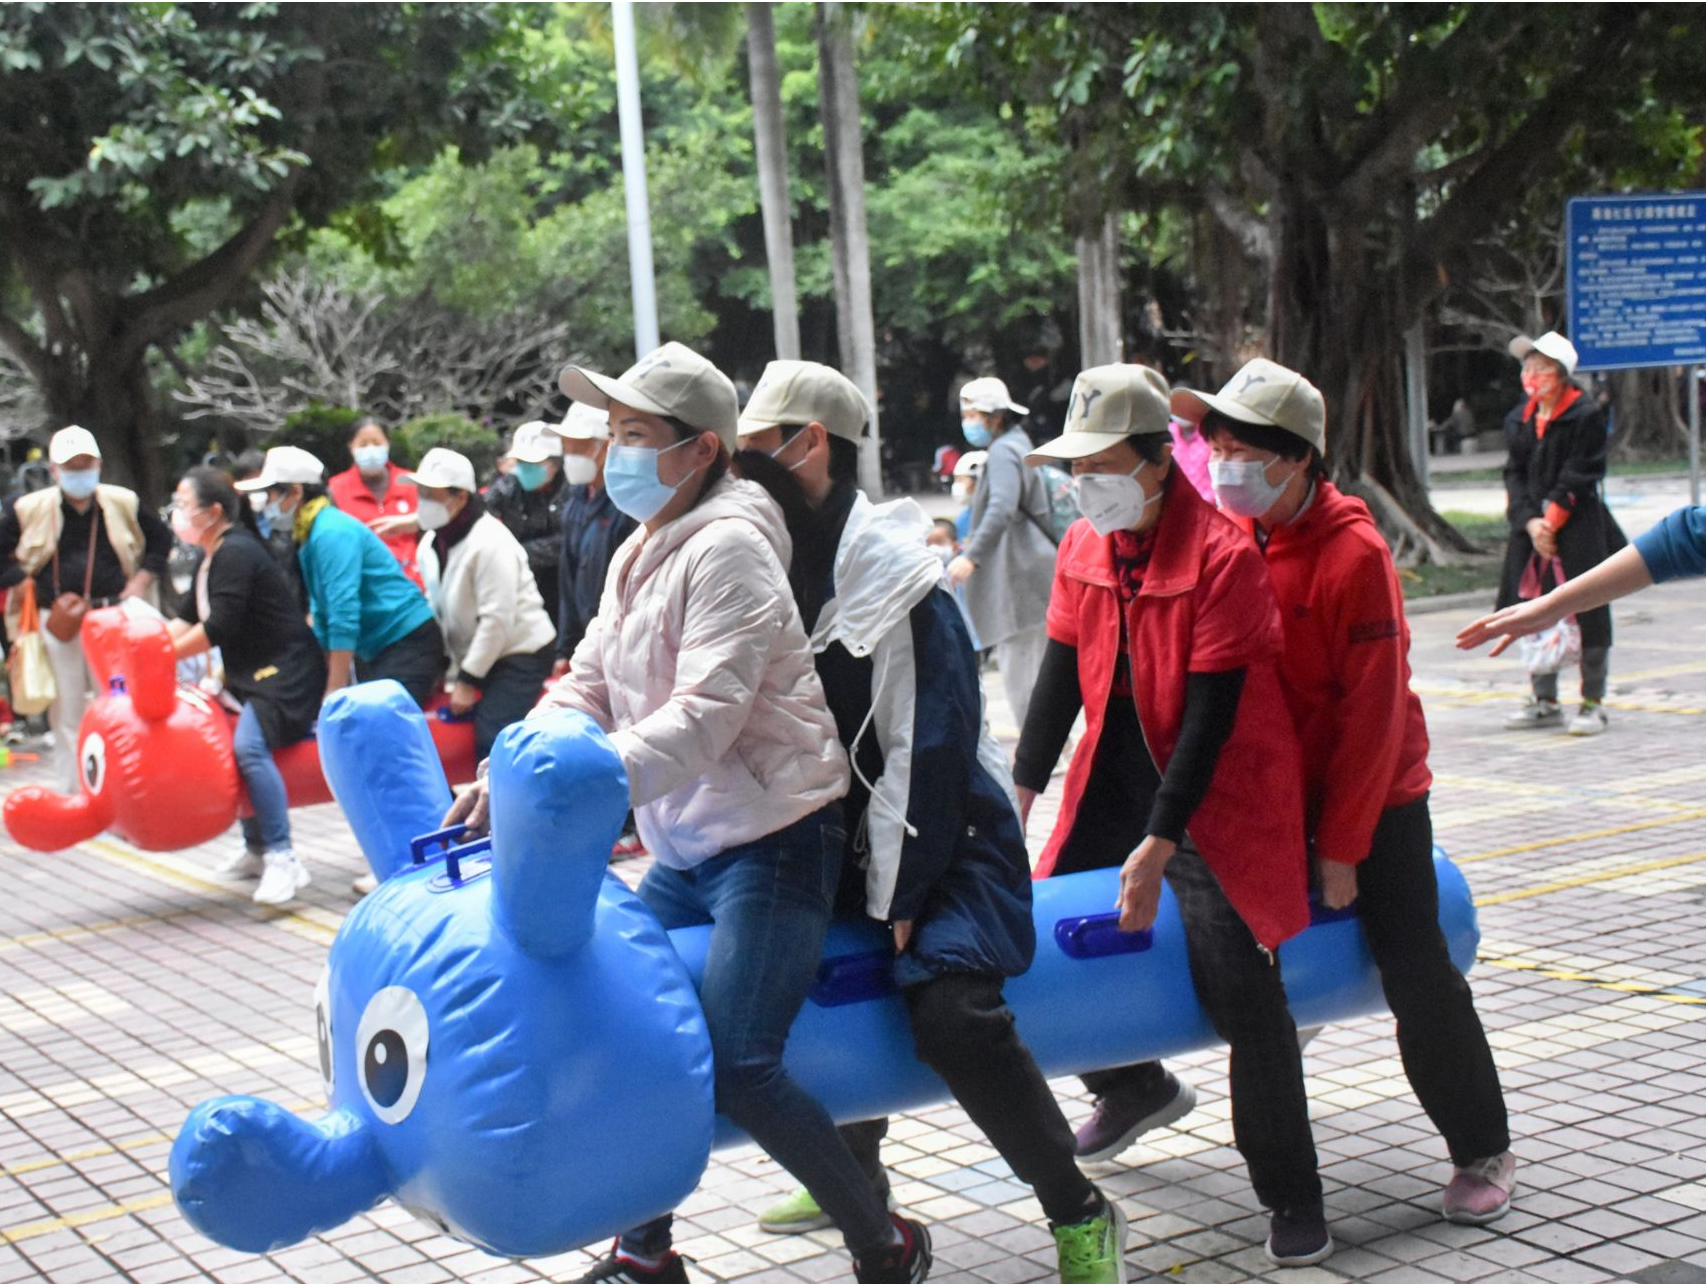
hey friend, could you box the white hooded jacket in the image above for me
[535,474,850,868]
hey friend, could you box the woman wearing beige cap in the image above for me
[446,342,931,1284]
[1012,363,1331,1268]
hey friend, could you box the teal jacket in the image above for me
[299,505,435,661]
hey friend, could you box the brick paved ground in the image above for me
[4,568,1706,1283]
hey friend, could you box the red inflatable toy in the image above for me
[3,606,476,853]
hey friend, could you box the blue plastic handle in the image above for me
[1054,914,1153,960]
[1306,892,1360,926]
[408,825,492,883]
[435,705,476,723]
[809,949,899,1008]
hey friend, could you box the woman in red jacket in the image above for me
[1013,364,1328,1268]
[1180,359,1514,1227]
[327,417,423,588]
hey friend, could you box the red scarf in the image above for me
[1524,385,1581,441]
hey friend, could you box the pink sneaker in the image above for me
[1443,1151,1516,1224]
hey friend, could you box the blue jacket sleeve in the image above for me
[1634,505,1706,584]
[305,523,364,652]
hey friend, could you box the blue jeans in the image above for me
[618,804,894,1259]
[233,702,291,854]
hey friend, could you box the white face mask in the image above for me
[417,498,452,531]
[1074,463,1163,536]
[1210,457,1291,519]
[561,453,598,487]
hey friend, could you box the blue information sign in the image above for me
[1566,193,1706,371]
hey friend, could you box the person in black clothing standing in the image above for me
[549,402,637,673]
[0,426,171,791]
[486,420,571,628]
[168,467,326,906]
[1496,331,1621,736]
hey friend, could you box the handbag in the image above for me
[7,580,56,715]
[45,507,99,643]
[1515,553,1581,676]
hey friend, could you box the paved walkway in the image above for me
[3,580,1706,1284]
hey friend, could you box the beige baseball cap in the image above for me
[559,341,740,450]
[234,445,326,491]
[959,376,1028,416]
[48,425,101,464]
[405,447,478,492]
[550,401,611,441]
[737,360,870,443]
[1170,358,1327,454]
[505,421,564,462]
[1508,331,1578,377]
[1026,364,1172,463]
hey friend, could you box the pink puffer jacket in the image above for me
[535,474,850,868]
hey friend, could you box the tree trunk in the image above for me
[815,2,882,498]
[1609,366,1687,459]
[747,3,800,361]
[59,347,161,501]
[1075,212,1123,368]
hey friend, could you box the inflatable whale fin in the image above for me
[319,682,457,882]
[83,607,176,721]
[487,709,631,958]
[170,1098,387,1254]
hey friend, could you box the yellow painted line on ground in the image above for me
[1478,954,1706,1007]
[1432,771,1706,816]
[0,1191,174,1244]
[1452,809,1706,864]
[1474,849,1706,907]
[1413,684,1705,716]
[0,906,204,954]
[1602,660,1706,682]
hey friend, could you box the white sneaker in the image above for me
[351,871,377,896]
[1566,703,1609,736]
[1504,698,1562,730]
[253,851,311,905]
[216,846,266,880]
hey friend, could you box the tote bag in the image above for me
[8,579,56,716]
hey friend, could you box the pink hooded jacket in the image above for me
[535,474,850,868]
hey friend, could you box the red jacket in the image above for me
[1036,475,1310,951]
[328,462,422,588]
[1238,482,1430,865]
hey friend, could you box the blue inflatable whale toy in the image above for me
[170,682,1479,1260]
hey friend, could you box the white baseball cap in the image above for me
[1509,331,1579,378]
[48,425,101,465]
[505,421,564,462]
[1027,365,1172,462]
[738,360,871,444]
[234,445,326,491]
[559,341,740,450]
[1170,358,1327,455]
[959,376,1028,417]
[550,402,611,441]
[952,450,988,478]
[405,447,478,492]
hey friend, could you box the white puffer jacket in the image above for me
[420,512,556,681]
[535,474,850,868]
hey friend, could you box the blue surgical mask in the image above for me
[513,461,550,493]
[352,445,389,474]
[58,469,99,500]
[962,418,992,449]
[263,496,296,533]
[604,438,699,523]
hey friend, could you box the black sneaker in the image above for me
[1264,1206,1332,1268]
[854,1216,932,1284]
[574,1249,691,1284]
[1074,1072,1197,1163]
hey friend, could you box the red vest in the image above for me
[1036,477,1310,951]
[328,462,422,588]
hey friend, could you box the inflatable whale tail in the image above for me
[170,1099,387,1254]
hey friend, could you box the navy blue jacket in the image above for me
[555,483,637,659]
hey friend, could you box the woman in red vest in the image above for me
[327,417,422,588]
[1012,363,1328,1268]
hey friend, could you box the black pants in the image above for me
[840,973,1098,1227]
[354,617,444,708]
[472,646,554,762]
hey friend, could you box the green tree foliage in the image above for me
[0,2,549,496]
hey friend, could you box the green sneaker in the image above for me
[1053,1198,1127,1284]
[758,1187,833,1235]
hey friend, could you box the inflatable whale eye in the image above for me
[170,684,717,1257]
[79,732,107,795]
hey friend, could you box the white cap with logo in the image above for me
[952,450,988,478]
[405,447,479,492]
[1170,358,1327,455]
[48,425,101,465]
[550,401,611,441]
[559,341,740,450]
[1508,331,1579,378]
[506,421,564,462]
[1027,364,1172,463]
[738,360,871,444]
[959,376,1028,417]
[234,445,326,491]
